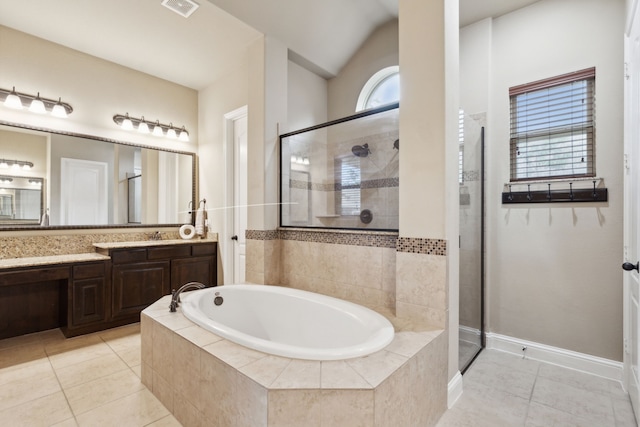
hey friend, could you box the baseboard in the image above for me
[485,332,623,382]
[459,325,481,343]
[447,371,463,408]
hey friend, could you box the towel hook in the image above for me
[527,184,532,201]
[592,180,598,199]
[547,183,551,201]
[199,198,206,208]
[508,185,513,201]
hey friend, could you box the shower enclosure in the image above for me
[458,112,485,372]
[280,103,399,231]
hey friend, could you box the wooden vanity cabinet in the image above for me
[0,241,217,339]
[108,242,217,323]
[69,262,108,327]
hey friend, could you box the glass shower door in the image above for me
[458,112,485,373]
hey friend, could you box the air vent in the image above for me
[161,0,200,18]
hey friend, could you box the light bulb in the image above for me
[29,93,46,114]
[152,121,164,136]
[4,87,23,109]
[167,124,177,139]
[11,162,20,170]
[51,98,68,118]
[303,157,310,165]
[179,126,189,142]
[121,113,134,130]
[22,163,31,171]
[138,117,150,134]
[0,160,8,169]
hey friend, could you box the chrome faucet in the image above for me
[169,281,205,312]
[150,231,162,240]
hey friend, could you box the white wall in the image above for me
[460,0,625,361]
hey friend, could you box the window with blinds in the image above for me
[509,67,595,181]
[337,157,361,215]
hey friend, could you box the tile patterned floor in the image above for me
[1,325,637,426]
[437,349,639,427]
[0,324,178,427]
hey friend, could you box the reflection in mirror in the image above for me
[0,122,195,229]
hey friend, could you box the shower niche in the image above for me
[280,103,399,231]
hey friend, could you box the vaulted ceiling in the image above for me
[0,0,540,90]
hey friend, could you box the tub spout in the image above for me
[169,281,205,312]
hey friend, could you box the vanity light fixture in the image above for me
[0,87,73,117]
[113,114,190,142]
[28,179,42,186]
[0,159,34,171]
[0,177,13,184]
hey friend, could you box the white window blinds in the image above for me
[509,67,595,181]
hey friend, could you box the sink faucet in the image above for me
[169,281,205,312]
[150,231,162,240]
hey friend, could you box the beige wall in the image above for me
[0,26,198,154]
[460,0,625,361]
[327,19,399,120]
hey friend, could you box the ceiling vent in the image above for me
[161,0,200,18]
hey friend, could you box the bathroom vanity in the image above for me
[0,240,217,339]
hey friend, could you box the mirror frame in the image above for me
[0,120,196,231]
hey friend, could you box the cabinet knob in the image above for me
[622,262,639,272]
[231,235,238,241]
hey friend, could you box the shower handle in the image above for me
[622,261,639,272]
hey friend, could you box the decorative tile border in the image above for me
[245,228,398,248]
[396,237,447,256]
[245,230,280,240]
[290,177,399,192]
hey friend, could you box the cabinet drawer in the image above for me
[192,243,216,256]
[73,262,105,280]
[111,249,147,264]
[147,245,190,260]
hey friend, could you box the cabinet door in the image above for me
[171,256,215,289]
[71,277,106,327]
[112,261,170,320]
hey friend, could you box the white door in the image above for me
[624,1,640,418]
[224,106,248,284]
[60,158,108,225]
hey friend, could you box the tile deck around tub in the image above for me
[141,294,448,426]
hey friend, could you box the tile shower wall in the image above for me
[396,237,448,329]
[246,229,398,310]
[281,108,399,231]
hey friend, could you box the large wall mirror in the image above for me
[0,121,195,230]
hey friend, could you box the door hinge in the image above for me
[625,153,630,171]
[625,337,630,354]
[625,62,631,80]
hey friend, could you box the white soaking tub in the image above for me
[180,284,394,360]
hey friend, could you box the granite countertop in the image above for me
[93,238,217,250]
[0,252,111,270]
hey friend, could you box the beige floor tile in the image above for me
[0,328,64,351]
[48,340,115,371]
[51,418,80,427]
[525,401,602,427]
[0,391,73,427]
[0,347,54,386]
[0,370,61,412]
[64,368,145,415]
[55,352,129,389]
[531,377,616,425]
[146,414,183,427]
[537,362,621,397]
[75,389,169,427]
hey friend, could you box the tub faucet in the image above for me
[169,281,205,312]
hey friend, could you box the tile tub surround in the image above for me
[141,294,448,427]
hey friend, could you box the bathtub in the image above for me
[180,284,395,360]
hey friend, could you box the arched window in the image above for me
[356,66,399,112]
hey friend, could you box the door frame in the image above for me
[223,105,248,284]
[624,0,640,418]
